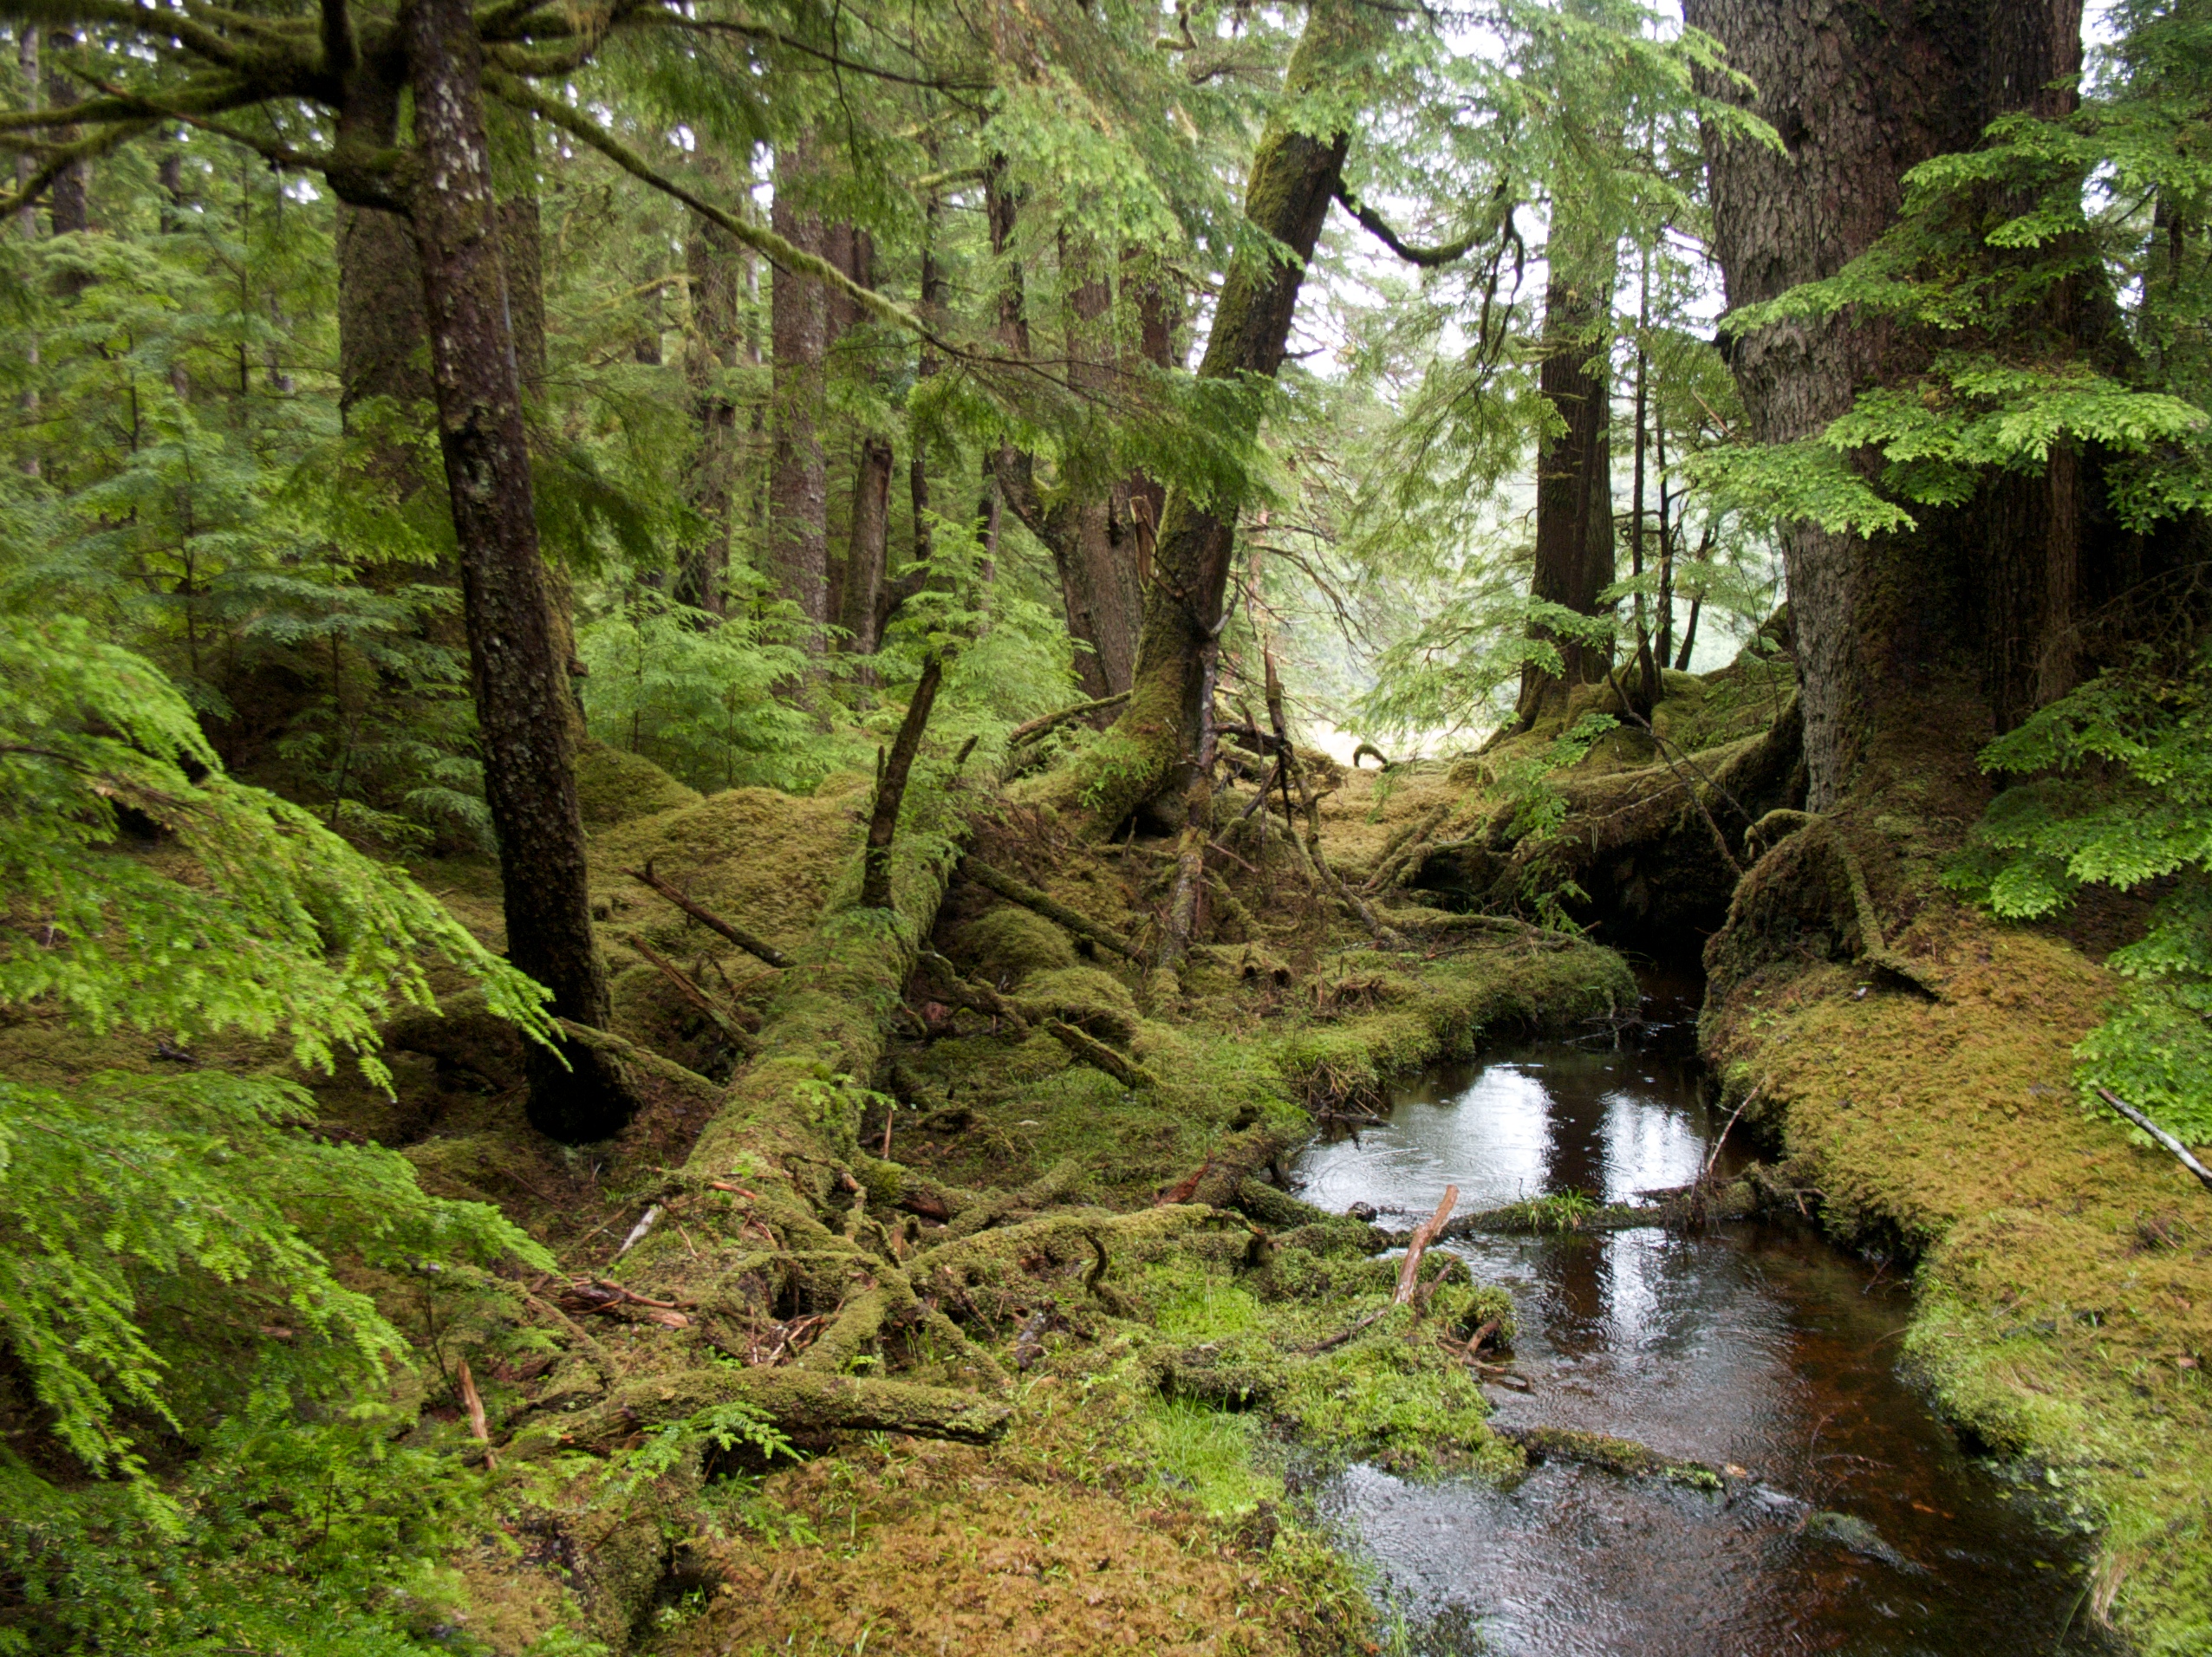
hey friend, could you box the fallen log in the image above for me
[964,858,1146,963]
[624,860,790,970]
[560,1365,1012,1448]
[1044,1017,1157,1091]
[1493,1425,1723,1489]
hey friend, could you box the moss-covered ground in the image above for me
[0,725,1640,1654]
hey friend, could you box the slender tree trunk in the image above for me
[769,131,830,640]
[1686,0,2089,809]
[1076,0,1376,828]
[404,0,628,1141]
[878,193,943,648]
[1517,223,1617,724]
[677,207,744,618]
[42,54,87,245]
[16,29,38,479]
[839,437,895,653]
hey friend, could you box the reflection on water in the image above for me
[1291,981,2110,1657]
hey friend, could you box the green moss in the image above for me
[1706,919,2212,1655]
[574,738,703,828]
[1021,965,1140,1043]
[949,906,1078,983]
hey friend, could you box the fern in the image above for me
[1946,645,2212,1144]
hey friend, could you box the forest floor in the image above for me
[8,658,2202,1654]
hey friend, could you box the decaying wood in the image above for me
[625,933,758,1054]
[964,858,1146,963]
[456,1355,495,1467]
[1394,1184,1459,1303]
[2099,1088,2212,1195]
[624,860,790,969]
[1363,802,1453,893]
[918,949,1031,1032]
[862,653,944,910]
[1043,1017,1158,1090]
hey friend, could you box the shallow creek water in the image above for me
[1288,971,2111,1657]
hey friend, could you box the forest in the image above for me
[0,0,2208,1650]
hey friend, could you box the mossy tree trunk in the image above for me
[1518,218,1617,725]
[405,0,628,1140]
[1075,0,1380,828]
[1686,0,2100,809]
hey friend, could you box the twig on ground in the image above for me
[2098,1088,2212,1195]
[1394,1184,1460,1304]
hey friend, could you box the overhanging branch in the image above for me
[1332,184,1480,268]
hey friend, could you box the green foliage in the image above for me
[1945,645,2212,1143]
[0,614,550,1473]
[0,1394,497,1654]
[578,588,818,794]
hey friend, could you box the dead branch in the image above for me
[1008,690,1130,747]
[2098,1088,2212,1195]
[624,933,758,1056]
[964,859,1146,963]
[554,1017,724,1102]
[1393,1184,1459,1304]
[623,861,789,969]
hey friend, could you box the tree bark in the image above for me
[769,131,830,640]
[1076,0,1376,828]
[404,0,628,1140]
[1518,224,1617,724]
[336,77,433,430]
[1685,0,2088,808]
[678,206,747,618]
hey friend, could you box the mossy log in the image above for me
[1493,1425,1722,1490]
[557,1366,1012,1448]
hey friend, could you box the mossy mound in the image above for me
[951,905,1079,983]
[574,738,703,827]
[1023,964,1142,1043]
[590,783,863,967]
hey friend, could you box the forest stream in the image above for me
[1291,971,2117,1657]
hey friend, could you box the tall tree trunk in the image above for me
[336,78,433,434]
[678,207,745,618]
[1038,250,1162,703]
[1686,0,2088,809]
[826,225,892,653]
[404,0,628,1141]
[42,55,86,242]
[1074,0,1375,827]
[769,132,830,640]
[1517,225,1616,724]
[879,192,944,648]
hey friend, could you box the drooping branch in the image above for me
[1331,184,1484,268]
[484,72,945,349]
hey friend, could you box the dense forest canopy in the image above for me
[3,0,2210,1649]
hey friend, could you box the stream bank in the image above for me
[1293,970,2116,1655]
